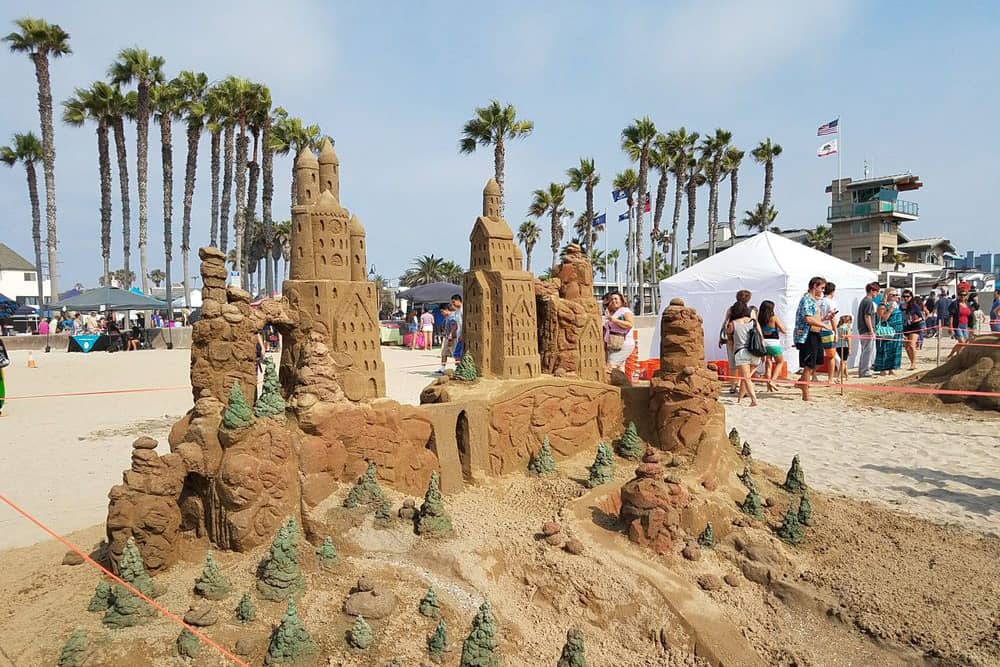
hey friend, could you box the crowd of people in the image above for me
[715,279,1000,406]
[401,295,465,375]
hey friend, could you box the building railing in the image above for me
[828,199,919,220]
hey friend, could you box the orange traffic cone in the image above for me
[27,351,37,368]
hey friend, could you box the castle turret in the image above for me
[295,146,319,206]
[317,137,340,202]
[483,178,501,219]
[290,148,319,280]
[349,214,367,282]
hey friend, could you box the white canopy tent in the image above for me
[650,232,877,371]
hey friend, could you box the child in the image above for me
[835,315,853,383]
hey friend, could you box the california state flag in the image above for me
[817,139,838,157]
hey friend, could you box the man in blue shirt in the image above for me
[794,276,828,401]
[437,304,457,375]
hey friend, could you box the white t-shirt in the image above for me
[819,297,838,327]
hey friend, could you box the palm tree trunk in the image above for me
[220,124,234,252]
[290,161,298,209]
[525,242,533,273]
[262,118,274,296]
[137,82,150,294]
[98,121,113,290]
[550,211,561,270]
[26,162,44,309]
[245,129,260,282]
[494,139,505,214]
[182,122,200,307]
[670,169,685,273]
[112,117,132,287]
[31,52,59,300]
[584,183,594,254]
[762,161,773,212]
[651,170,668,311]
[233,128,249,288]
[728,169,739,247]
[686,176,697,268]
[636,156,648,314]
[707,164,719,257]
[209,127,220,247]
[160,113,174,321]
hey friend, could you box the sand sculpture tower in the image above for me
[463,179,541,379]
[282,138,385,400]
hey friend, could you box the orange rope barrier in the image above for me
[0,493,250,667]
[715,373,1000,398]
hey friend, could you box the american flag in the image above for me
[817,118,839,136]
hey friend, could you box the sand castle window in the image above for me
[326,180,332,191]
[320,220,325,231]
[311,172,316,183]
[314,286,319,297]
[319,238,325,248]
[297,222,302,232]
[306,189,311,199]
[298,247,303,258]
[321,255,327,265]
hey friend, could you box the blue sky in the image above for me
[1,0,997,288]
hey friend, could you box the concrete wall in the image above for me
[1,326,193,351]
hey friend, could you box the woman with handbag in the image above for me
[727,301,763,406]
[604,291,635,376]
[0,336,8,416]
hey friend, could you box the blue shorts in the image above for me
[954,325,969,341]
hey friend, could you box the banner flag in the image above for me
[817,118,839,136]
[817,139,839,157]
[592,212,607,227]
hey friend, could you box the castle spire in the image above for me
[317,137,340,201]
[295,146,319,205]
[483,178,501,219]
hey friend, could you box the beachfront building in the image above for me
[953,250,1000,274]
[826,173,922,272]
[896,237,957,267]
[0,242,50,306]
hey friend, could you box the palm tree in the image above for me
[172,70,208,307]
[148,268,166,287]
[213,77,256,288]
[243,84,271,285]
[401,254,447,287]
[665,128,698,272]
[606,249,621,288]
[649,135,672,311]
[63,83,116,289]
[612,169,638,301]
[109,48,165,294]
[528,182,567,270]
[742,202,777,233]
[439,261,464,285]
[752,138,783,214]
[459,100,533,213]
[892,252,908,272]
[621,117,657,313]
[152,79,181,318]
[517,220,541,272]
[108,86,134,286]
[206,82,235,252]
[805,225,832,253]
[269,107,321,209]
[204,85,225,247]
[1,132,45,308]
[5,18,72,300]
[699,128,732,257]
[685,158,707,268]
[566,157,600,253]
[588,248,607,278]
[271,219,291,281]
[721,147,745,247]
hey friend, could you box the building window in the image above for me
[23,272,36,281]
[851,247,872,264]
[851,221,870,235]
[882,247,896,262]
[881,222,893,234]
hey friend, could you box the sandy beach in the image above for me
[0,336,996,554]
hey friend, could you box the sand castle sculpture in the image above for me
[103,147,737,575]
[534,243,605,381]
[463,178,541,380]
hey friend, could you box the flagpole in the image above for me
[838,115,843,196]
[603,218,608,297]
